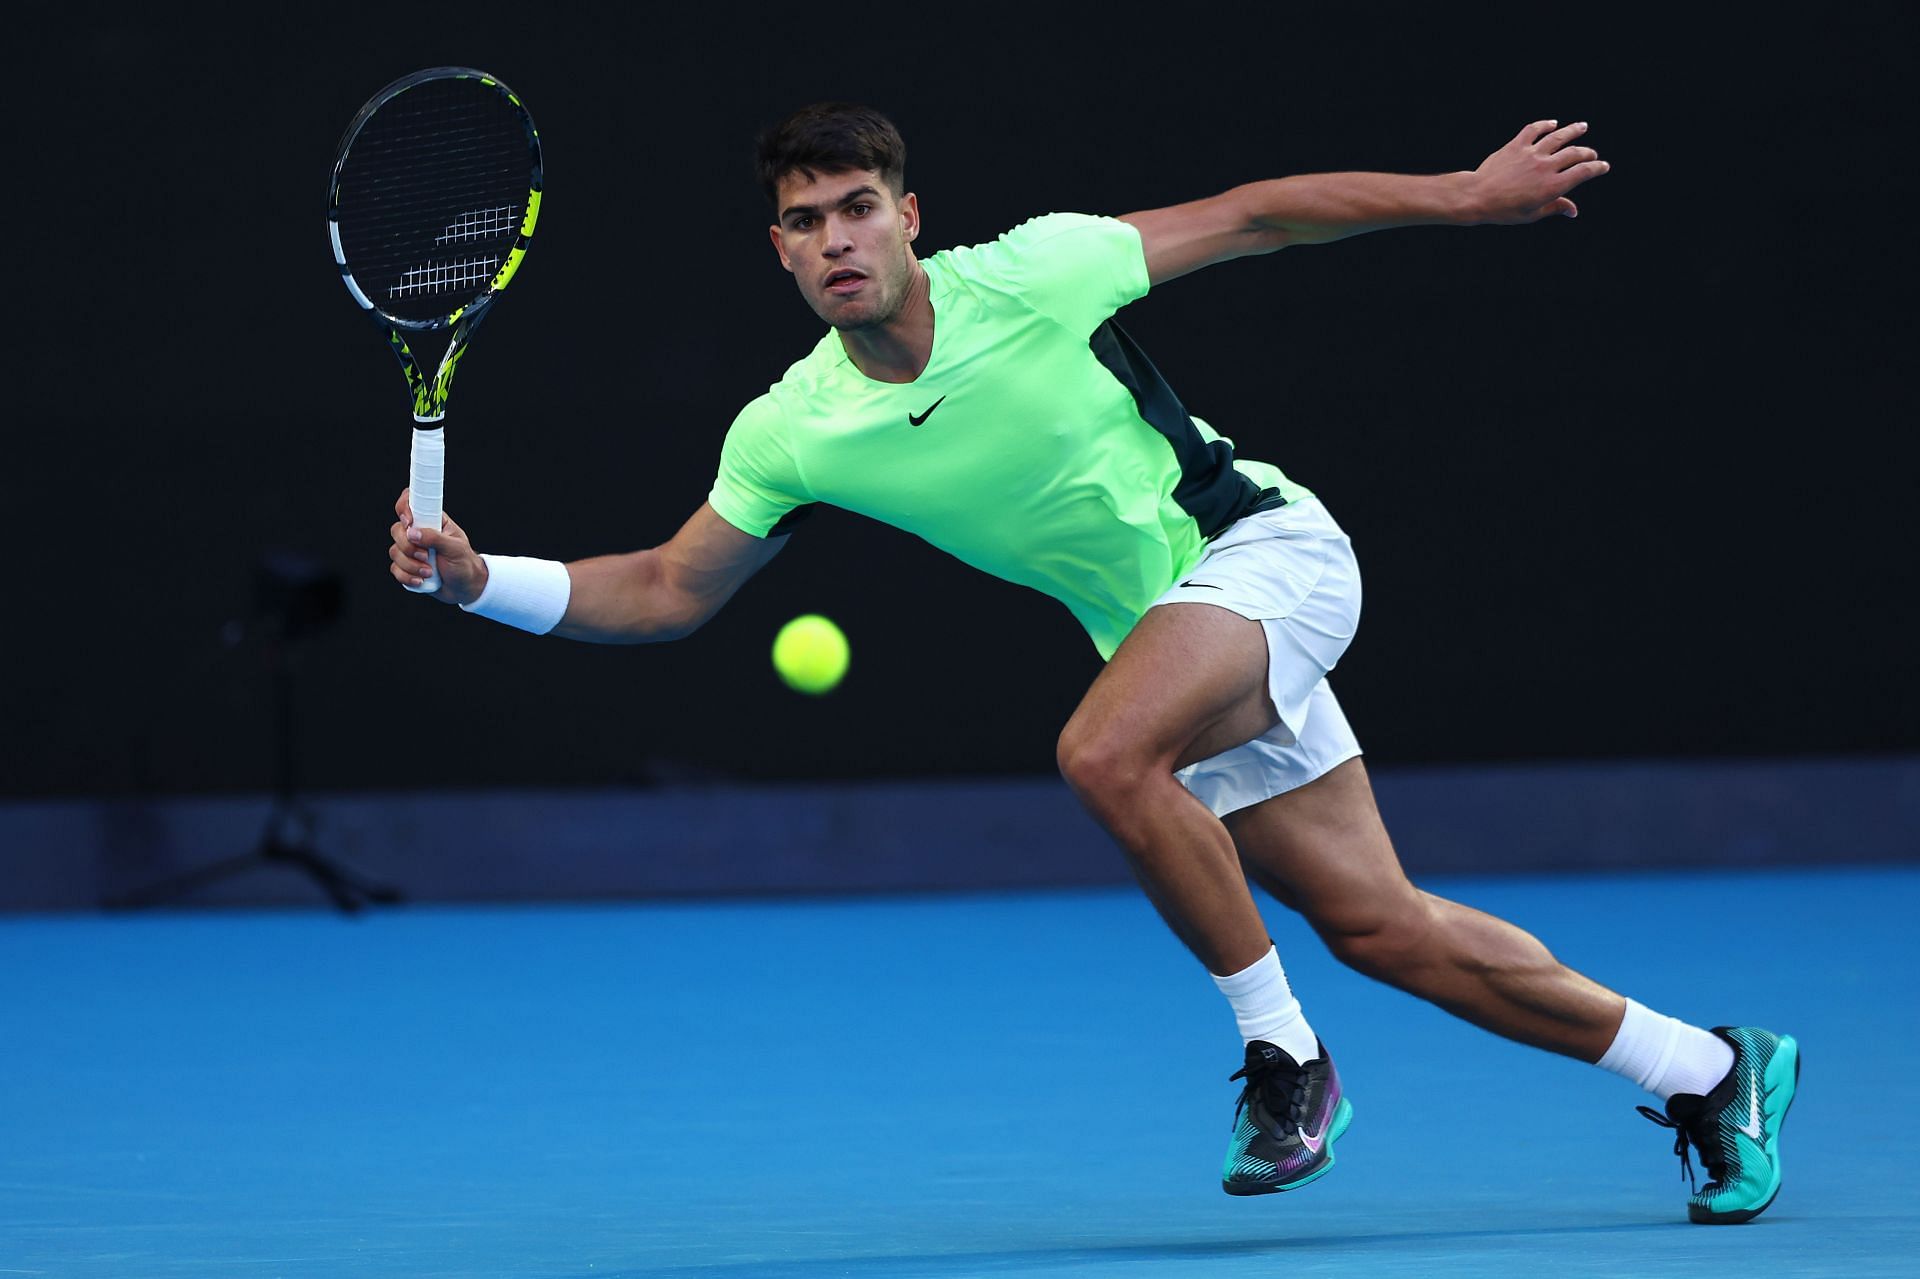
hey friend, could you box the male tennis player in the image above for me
[388,104,1797,1222]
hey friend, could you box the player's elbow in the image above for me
[579,550,706,644]
[633,581,714,644]
[650,600,712,643]
[1229,184,1303,252]
[644,562,730,644]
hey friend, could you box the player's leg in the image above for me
[1057,495,1361,982]
[1226,755,1799,1223]
[1224,755,1625,1057]
[1059,498,1367,1195]
[1055,599,1280,979]
[1057,599,1350,1196]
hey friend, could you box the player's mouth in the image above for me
[824,269,867,296]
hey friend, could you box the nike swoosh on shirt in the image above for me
[1178,580,1221,590]
[908,396,947,426]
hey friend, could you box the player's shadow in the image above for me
[581,1218,1696,1279]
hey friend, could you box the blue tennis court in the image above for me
[4,865,1911,1277]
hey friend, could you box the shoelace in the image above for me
[1230,1059,1307,1136]
[1636,1105,1724,1193]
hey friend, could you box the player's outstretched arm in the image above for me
[1120,119,1610,285]
[390,495,784,643]
[553,504,785,643]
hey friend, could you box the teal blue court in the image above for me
[3,867,1915,1278]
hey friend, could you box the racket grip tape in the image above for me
[406,426,446,595]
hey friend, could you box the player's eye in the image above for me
[792,216,814,230]
[850,203,871,216]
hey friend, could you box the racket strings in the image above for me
[436,205,520,244]
[391,256,504,299]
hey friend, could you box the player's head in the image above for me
[759,103,920,331]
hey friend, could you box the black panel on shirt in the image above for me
[768,503,816,537]
[1088,321,1273,539]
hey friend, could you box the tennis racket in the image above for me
[328,67,543,594]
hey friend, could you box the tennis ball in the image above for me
[772,614,849,695]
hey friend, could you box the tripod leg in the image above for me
[262,840,402,912]
[263,840,368,913]
[106,852,270,910]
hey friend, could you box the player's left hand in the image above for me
[1468,120,1610,224]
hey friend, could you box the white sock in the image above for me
[1211,945,1319,1064]
[1597,998,1736,1101]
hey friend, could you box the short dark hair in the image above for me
[756,103,906,209]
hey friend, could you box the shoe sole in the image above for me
[1223,1096,1354,1196]
[1689,1039,1801,1225]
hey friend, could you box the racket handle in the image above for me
[406,426,445,595]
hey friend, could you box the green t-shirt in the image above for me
[708,212,1312,658]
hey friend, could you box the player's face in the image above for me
[768,169,920,331]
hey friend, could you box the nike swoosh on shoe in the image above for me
[1735,1084,1767,1141]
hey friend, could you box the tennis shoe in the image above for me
[1637,1025,1800,1224]
[1221,1038,1353,1195]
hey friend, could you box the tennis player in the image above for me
[387,104,1797,1222]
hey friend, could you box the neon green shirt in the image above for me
[708,212,1313,658]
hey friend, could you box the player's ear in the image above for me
[900,192,919,243]
[767,223,795,272]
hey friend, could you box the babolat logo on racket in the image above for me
[328,66,543,594]
[387,206,520,298]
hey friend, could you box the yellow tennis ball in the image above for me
[772,614,849,695]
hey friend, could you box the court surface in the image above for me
[3,866,1913,1277]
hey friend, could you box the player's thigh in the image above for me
[1059,602,1279,775]
[1223,757,1421,932]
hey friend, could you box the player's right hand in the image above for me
[390,489,488,606]
[1467,120,1609,224]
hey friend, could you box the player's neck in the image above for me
[838,260,934,384]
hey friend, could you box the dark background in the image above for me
[5,6,1913,799]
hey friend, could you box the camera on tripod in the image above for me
[111,551,400,913]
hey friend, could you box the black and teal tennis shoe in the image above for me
[1221,1038,1353,1195]
[1638,1026,1800,1224]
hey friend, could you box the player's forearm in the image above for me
[549,548,706,644]
[1237,170,1484,248]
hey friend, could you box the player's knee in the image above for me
[1056,722,1148,814]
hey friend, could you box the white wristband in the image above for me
[459,554,572,634]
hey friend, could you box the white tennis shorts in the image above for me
[1155,498,1364,817]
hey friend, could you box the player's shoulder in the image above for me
[938,212,1125,273]
[934,213,1147,323]
[733,329,845,432]
[727,389,784,436]
[1005,210,1132,245]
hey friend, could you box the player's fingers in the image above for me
[390,537,432,567]
[1519,118,1559,146]
[407,525,468,561]
[389,539,431,571]
[439,512,467,542]
[1560,158,1611,186]
[396,488,414,525]
[1552,144,1602,171]
[391,559,431,590]
[1539,120,1588,151]
[1546,197,1578,219]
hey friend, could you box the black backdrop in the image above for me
[6,6,1914,798]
